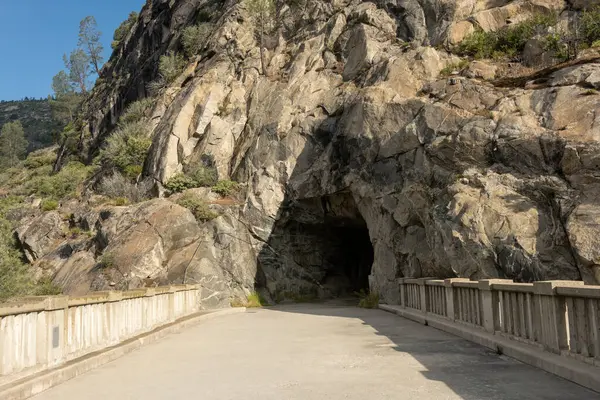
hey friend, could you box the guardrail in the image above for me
[382,278,600,392]
[0,285,200,386]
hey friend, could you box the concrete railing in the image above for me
[397,278,600,363]
[385,278,600,390]
[0,285,200,385]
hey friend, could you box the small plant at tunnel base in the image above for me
[230,291,267,308]
[246,291,267,307]
[356,290,379,309]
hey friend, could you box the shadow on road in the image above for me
[263,301,600,400]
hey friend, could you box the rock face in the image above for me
[34,0,600,305]
[18,196,256,307]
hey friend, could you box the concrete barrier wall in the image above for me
[391,278,600,368]
[0,285,200,385]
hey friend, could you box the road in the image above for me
[32,303,600,400]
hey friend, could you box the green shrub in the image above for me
[580,7,600,46]
[0,219,34,301]
[496,12,557,55]
[543,32,569,62]
[112,11,138,50]
[158,52,186,83]
[41,199,59,211]
[23,151,56,169]
[182,24,213,58]
[188,165,218,187]
[113,197,130,206]
[147,78,167,96]
[98,172,153,203]
[456,30,498,59]
[119,99,154,126]
[0,196,62,301]
[0,196,24,217]
[231,291,267,308]
[176,193,218,222]
[456,12,558,59]
[212,180,239,197]
[246,291,267,308]
[356,290,379,309]
[124,165,143,178]
[99,253,115,269]
[100,121,152,176]
[164,173,198,194]
[27,162,92,200]
[164,165,217,194]
[34,277,63,296]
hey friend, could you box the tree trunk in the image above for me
[260,12,267,76]
[53,141,67,173]
[260,29,267,76]
[92,58,100,76]
[79,79,87,94]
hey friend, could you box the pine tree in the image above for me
[78,16,104,75]
[246,0,276,76]
[63,49,90,93]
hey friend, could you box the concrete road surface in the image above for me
[32,303,600,400]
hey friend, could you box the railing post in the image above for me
[168,286,177,321]
[444,278,469,321]
[533,280,584,354]
[144,288,155,329]
[418,278,428,313]
[106,291,122,345]
[398,278,406,308]
[44,296,69,368]
[478,279,512,333]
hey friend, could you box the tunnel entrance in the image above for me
[321,223,374,295]
[258,193,374,300]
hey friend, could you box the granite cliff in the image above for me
[15,0,600,307]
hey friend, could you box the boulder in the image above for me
[447,21,475,45]
[465,60,498,80]
[16,212,66,263]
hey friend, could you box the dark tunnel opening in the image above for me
[257,193,375,300]
[321,223,374,295]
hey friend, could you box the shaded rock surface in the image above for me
[22,0,600,305]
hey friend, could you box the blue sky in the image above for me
[0,0,146,101]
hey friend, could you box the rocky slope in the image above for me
[16,0,600,306]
